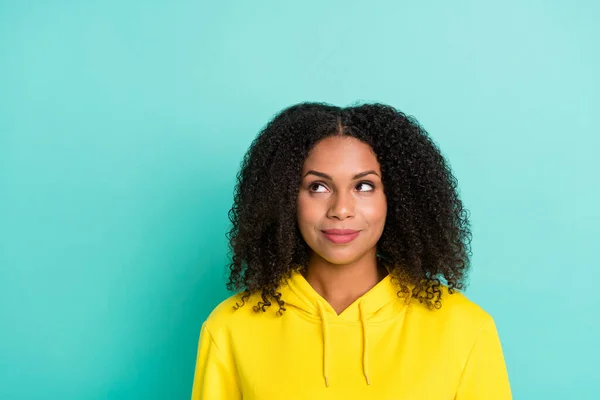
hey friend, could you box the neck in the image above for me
[304,251,387,315]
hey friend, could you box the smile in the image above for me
[321,230,361,244]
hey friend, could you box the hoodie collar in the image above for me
[278,269,408,387]
[280,269,404,323]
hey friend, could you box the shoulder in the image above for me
[441,286,491,318]
[202,291,268,340]
[409,285,495,333]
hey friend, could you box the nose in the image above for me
[327,190,355,220]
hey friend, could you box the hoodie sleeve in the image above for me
[191,322,241,400]
[455,318,512,400]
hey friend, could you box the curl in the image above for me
[225,102,472,312]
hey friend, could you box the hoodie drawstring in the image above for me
[316,300,371,387]
[316,301,330,387]
[358,301,371,385]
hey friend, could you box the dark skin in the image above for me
[228,103,471,314]
[297,136,389,314]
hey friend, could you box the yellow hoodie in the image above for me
[191,270,512,399]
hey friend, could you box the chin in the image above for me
[316,250,365,266]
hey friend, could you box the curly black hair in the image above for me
[226,102,472,313]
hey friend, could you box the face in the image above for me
[297,136,387,267]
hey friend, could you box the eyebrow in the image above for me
[303,170,381,180]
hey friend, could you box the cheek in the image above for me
[297,196,320,227]
[360,197,387,224]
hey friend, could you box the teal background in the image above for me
[1,0,598,398]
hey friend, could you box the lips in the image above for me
[322,229,359,235]
[321,229,361,244]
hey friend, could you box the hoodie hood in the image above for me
[278,269,408,387]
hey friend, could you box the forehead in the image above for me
[302,136,381,174]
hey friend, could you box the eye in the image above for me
[356,181,375,192]
[309,182,329,193]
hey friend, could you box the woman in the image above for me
[191,102,512,399]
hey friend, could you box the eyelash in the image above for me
[308,181,375,193]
